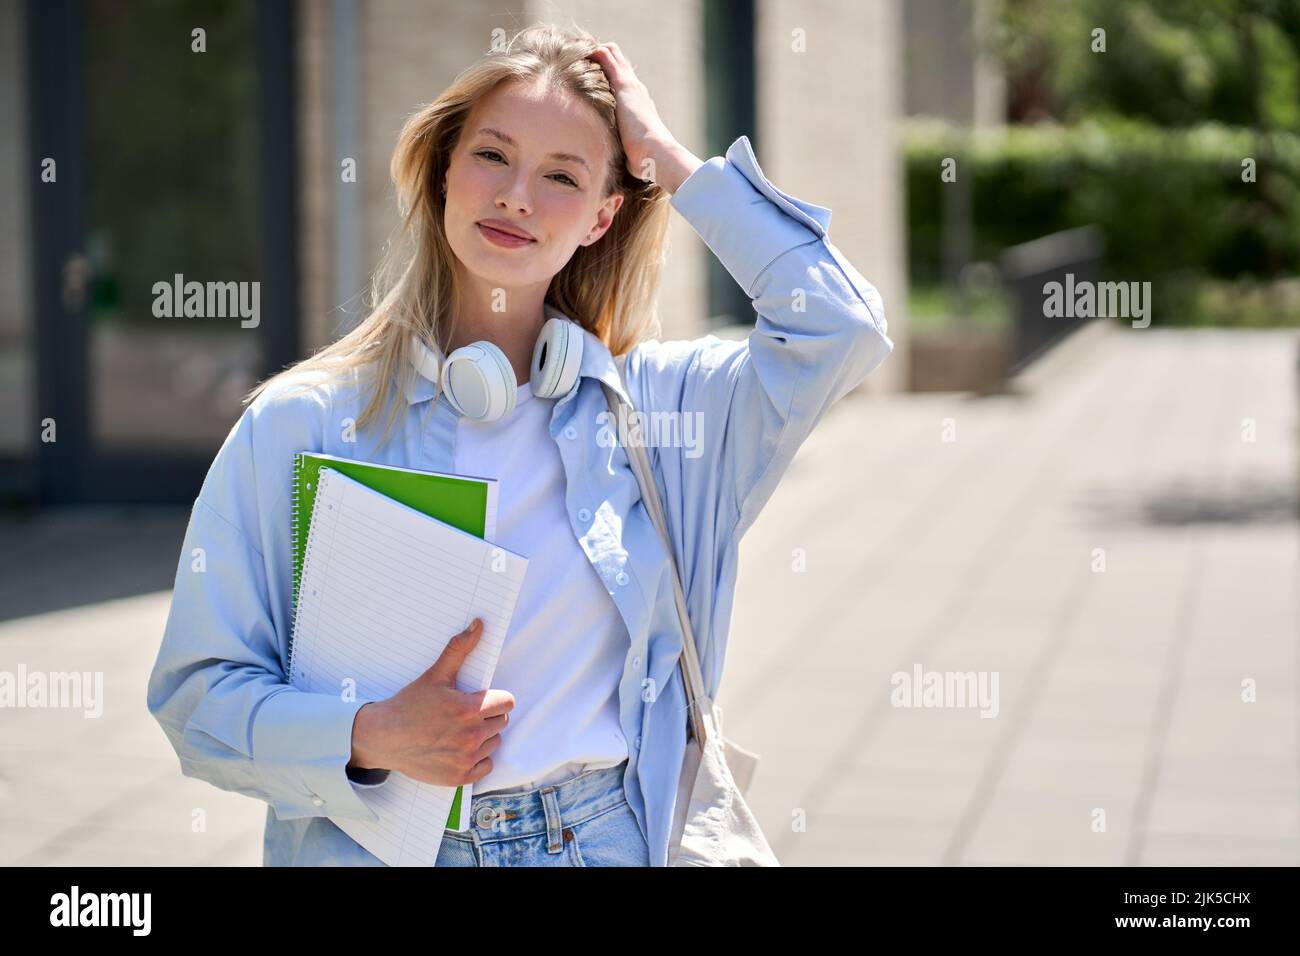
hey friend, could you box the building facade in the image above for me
[2,0,906,506]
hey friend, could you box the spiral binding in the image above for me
[287,458,333,685]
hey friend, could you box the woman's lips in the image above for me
[477,222,536,248]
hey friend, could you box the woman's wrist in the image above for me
[349,700,391,772]
[649,138,704,196]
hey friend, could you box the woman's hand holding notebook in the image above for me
[289,462,528,866]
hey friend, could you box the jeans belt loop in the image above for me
[539,786,564,853]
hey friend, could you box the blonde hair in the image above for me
[244,21,671,448]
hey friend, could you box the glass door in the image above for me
[28,0,299,503]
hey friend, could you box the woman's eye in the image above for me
[475,150,577,187]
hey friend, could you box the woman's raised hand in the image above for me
[589,41,702,195]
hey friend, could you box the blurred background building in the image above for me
[0,0,906,508]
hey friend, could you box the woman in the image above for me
[147,22,893,867]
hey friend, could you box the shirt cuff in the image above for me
[251,688,382,822]
[669,134,833,295]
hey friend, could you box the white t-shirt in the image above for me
[452,380,629,794]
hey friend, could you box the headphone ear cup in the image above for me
[443,341,517,421]
[531,317,584,399]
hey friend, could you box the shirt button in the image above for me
[615,571,629,586]
[311,796,324,807]
[632,655,641,668]
[475,805,499,828]
[564,425,578,440]
[634,736,642,750]
[577,508,592,523]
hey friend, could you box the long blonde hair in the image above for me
[244,21,671,448]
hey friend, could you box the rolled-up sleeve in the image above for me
[146,403,384,824]
[641,134,894,542]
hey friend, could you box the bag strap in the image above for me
[600,354,711,754]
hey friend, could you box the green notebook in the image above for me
[290,451,498,831]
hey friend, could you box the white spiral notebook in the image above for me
[288,465,529,866]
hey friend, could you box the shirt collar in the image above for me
[402,302,633,409]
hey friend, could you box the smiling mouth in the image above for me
[476,222,536,244]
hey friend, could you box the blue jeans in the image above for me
[434,761,649,866]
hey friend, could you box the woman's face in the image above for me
[443,78,624,294]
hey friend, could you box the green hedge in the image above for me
[905,118,1300,300]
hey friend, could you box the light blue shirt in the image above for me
[146,134,894,866]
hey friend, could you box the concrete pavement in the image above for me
[727,322,1299,865]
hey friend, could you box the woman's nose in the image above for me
[496,178,532,214]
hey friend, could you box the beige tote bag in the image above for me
[602,357,780,867]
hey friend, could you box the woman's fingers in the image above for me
[605,40,629,66]
[592,41,630,79]
[466,755,494,783]
[471,732,504,765]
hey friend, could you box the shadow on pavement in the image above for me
[0,505,191,623]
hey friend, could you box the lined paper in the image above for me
[289,466,528,866]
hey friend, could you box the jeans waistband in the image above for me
[445,761,629,846]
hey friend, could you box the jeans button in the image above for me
[475,805,499,829]
[577,508,592,523]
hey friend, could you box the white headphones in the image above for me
[408,305,585,421]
